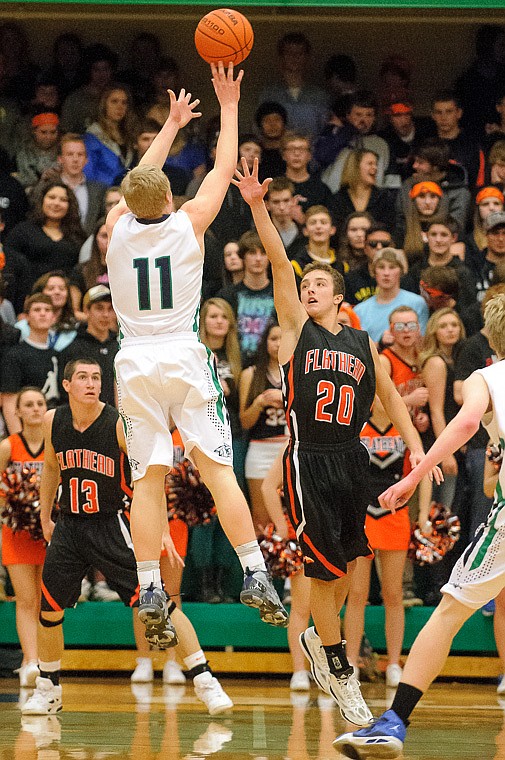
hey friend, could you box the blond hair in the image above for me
[341,149,378,192]
[419,307,465,369]
[484,293,505,358]
[121,164,171,218]
[199,298,242,383]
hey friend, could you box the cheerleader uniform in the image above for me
[245,373,288,480]
[1,434,45,566]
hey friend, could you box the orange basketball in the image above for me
[195,8,254,66]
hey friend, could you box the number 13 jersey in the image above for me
[281,321,376,446]
[107,210,203,339]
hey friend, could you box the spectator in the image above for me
[70,217,108,313]
[0,161,29,236]
[377,54,413,116]
[380,101,432,187]
[239,319,287,531]
[144,56,180,127]
[199,297,245,489]
[258,32,328,139]
[113,119,189,197]
[7,181,85,292]
[323,54,357,101]
[281,132,334,219]
[485,139,505,190]
[430,90,485,188]
[319,90,390,190]
[17,271,77,352]
[15,112,59,191]
[59,284,118,406]
[265,177,301,254]
[455,24,505,139]
[344,223,393,306]
[354,247,428,343]
[401,180,444,260]
[484,91,505,152]
[0,23,39,108]
[472,210,505,300]
[420,307,465,507]
[331,148,396,232]
[36,133,107,236]
[83,85,136,186]
[0,210,29,315]
[60,43,117,134]
[290,205,342,284]
[0,54,21,160]
[43,33,84,100]
[117,32,161,110]
[255,101,287,181]
[222,240,244,287]
[403,217,478,324]
[77,185,123,266]
[454,284,505,540]
[419,265,460,314]
[218,230,275,367]
[0,270,15,325]
[465,186,504,271]
[396,138,471,238]
[0,293,59,433]
[336,211,373,271]
[26,77,62,122]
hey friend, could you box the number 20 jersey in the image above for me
[281,321,376,446]
[107,210,203,339]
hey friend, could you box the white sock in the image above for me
[39,660,61,673]
[184,650,207,671]
[235,541,267,572]
[137,561,162,589]
[136,657,152,666]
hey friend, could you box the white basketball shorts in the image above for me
[115,334,233,481]
[442,500,505,609]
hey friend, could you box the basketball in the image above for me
[194,8,254,66]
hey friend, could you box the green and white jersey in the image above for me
[477,360,505,505]
[107,210,203,339]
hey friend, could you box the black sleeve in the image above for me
[0,345,23,393]
[214,285,238,315]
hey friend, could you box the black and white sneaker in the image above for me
[138,584,178,649]
[240,568,289,627]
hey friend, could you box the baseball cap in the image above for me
[83,284,112,309]
[485,211,505,232]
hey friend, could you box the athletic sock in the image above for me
[184,649,207,671]
[390,683,423,725]
[137,561,162,590]
[323,642,351,674]
[235,541,267,572]
[39,660,61,686]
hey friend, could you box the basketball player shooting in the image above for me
[232,157,441,729]
[106,64,288,650]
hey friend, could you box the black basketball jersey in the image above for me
[248,375,287,441]
[281,321,375,446]
[52,403,132,516]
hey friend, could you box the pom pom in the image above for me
[0,465,44,541]
[487,443,503,465]
[165,460,216,527]
[259,523,304,578]
[408,502,460,565]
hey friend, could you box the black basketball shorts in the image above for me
[41,511,139,611]
[283,439,374,581]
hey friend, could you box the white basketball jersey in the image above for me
[477,360,505,504]
[107,210,203,338]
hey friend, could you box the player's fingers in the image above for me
[190,98,200,108]
[241,156,251,176]
[218,60,225,77]
[236,69,244,84]
[227,61,234,79]
[262,178,273,192]
[178,88,186,100]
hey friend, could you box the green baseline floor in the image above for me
[0,601,497,652]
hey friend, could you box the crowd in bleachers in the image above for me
[1,20,505,617]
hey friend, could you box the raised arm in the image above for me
[183,63,243,236]
[232,157,306,341]
[39,410,60,543]
[106,89,201,232]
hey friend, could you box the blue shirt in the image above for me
[354,289,429,343]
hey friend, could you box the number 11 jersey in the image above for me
[107,210,203,339]
[281,321,376,446]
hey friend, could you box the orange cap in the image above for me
[409,181,443,200]
[338,302,361,330]
[32,112,59,128]
[475,186,505,206]
[389,102,413,115]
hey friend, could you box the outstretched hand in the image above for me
[231,157,272,205]
[210,61,243,107]
[168,89,202,128]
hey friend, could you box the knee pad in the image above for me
[39,614,64,627]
